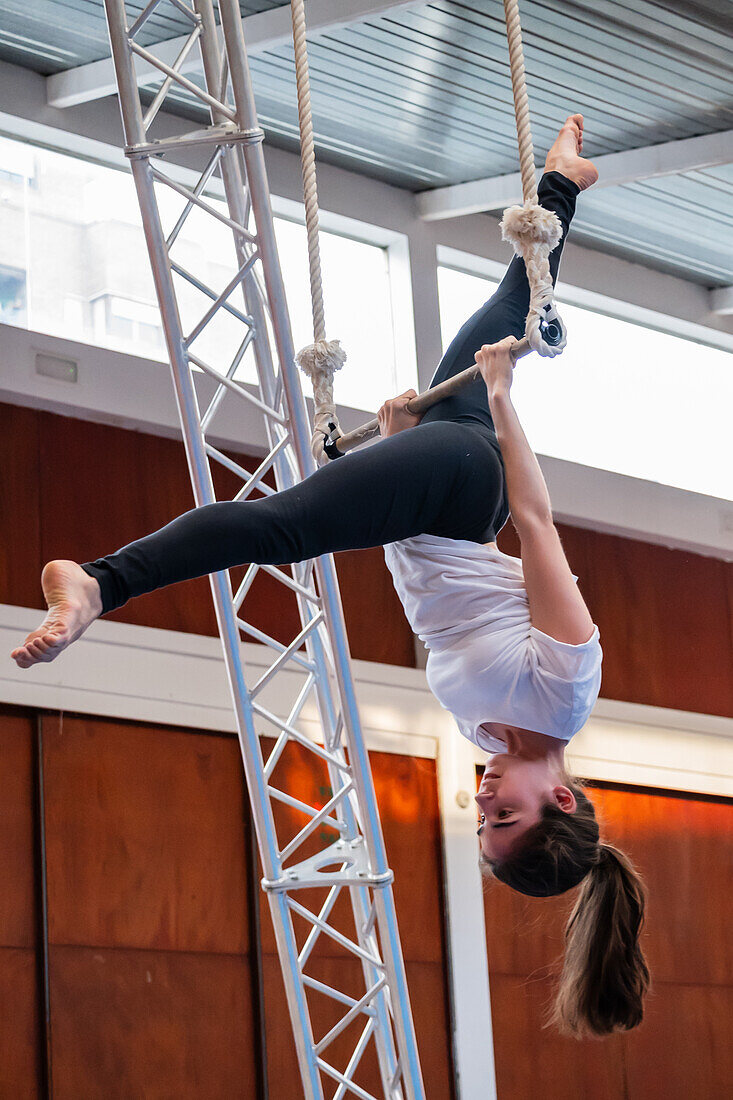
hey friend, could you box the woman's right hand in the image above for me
[475,337,517,398]
[377,390,422,437]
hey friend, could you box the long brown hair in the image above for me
[481,780,650,1038]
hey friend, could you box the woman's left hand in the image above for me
[475,336,517,397]
[377,390,422,437]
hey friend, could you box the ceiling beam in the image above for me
[417,129,733,221]
[46,0,420,109]
[710,285,733,316]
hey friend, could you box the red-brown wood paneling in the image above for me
[262,955,455,1100]
[498,519,733,717]
[0,404,41,610]
[488,972,628,1100]
[589,786,732,986]
[41,715,251,954]
[258,742,455,1097]
[624,982,733,1098]
[483,779,733,1100]
[5,398,733,699]
[482,786,732,987]
[0,708,37,948]
[49,945,258,1100]
[37,409,300,644]
[257,743,447,960]
[0,948,42,1099]
[335,546,416,667]
[0,708,41,1099]
[11,402,413,664]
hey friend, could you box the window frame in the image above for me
[0,123,417,413]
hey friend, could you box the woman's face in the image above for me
[475,750,576,862]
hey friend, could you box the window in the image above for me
[272,218,399,413]
[0,133,406,413]
[438,261,733,501]
[0,264,27,325]
[92,294,165,354]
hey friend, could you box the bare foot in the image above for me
[544,114,598,191]
[11,561,103,669]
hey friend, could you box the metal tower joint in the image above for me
[261,838,395,893]
[125,124,265,160]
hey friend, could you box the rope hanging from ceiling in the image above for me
[290,0,567,463]
[499,0,567,357]
[289,0,346,464]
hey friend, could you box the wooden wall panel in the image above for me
[489,973,628,1100]
[404,961,455,1100]
[42,715,250,954]
[49,945,258,1100]
[0,401,413,664]
[261,956,455,1100]
[258,745,454,1096]
[372,752,446,964]
[37,409,291,642]
[499,519,733,717]
[624,982,733,1098]
[5,398,733,697]
[562,526,732,716]
[0,708,36,948]
[589,786,732,986]
[335,546,416,667]
[483,780,733,1100]
[483,786,732,987]
[488,977,733,1100]
[0,707,41,1097]
[257,745,446,963]
[0,404,41,610]
[0,948,42,1099]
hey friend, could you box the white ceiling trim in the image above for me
[418,129,733,221]
[2,602,731,796]
[46,0,423,109]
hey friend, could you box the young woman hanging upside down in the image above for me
[12,115,649,1037]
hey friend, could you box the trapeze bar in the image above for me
[327,333,531,458]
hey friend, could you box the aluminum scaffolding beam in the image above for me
[100,3,425,1098]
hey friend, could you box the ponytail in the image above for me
[481,782,651,1037]
[549,842,650,1037]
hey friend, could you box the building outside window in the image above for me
[0,263,27,325]
[0,133,404,412]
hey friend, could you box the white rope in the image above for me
[290,0,346,461]
[500,0,566,357]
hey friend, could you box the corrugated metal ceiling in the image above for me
[0,0,731,283]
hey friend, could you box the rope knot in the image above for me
[296,339,347,464]
[500,201,563,253]
[500,202,566,358]
[295,338,347,383]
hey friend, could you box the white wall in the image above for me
[2,603,730,796]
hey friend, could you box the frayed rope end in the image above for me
[500,203,562,254]
[296,338,347,382]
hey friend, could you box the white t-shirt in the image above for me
[383,534,602,754]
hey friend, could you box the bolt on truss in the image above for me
[101,2,425,1098]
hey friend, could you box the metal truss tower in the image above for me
[101,2,424,1098]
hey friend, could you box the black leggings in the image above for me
[83,172,579,615]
